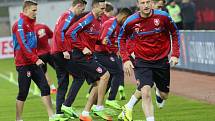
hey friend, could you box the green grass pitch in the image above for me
[0,59,215,121]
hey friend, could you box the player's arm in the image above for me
[100,19,117,45]
[45,25,53,39]
[118,22,134,76]
[165,13,180,66]
[59,13,75,52]
[15,23,39,64]
[65,14,94,51]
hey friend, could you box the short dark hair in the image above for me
[72,0,87,7]
[23,0,37,10]
[118,8,132,17]
[92,0,105,6]
[105,3,114,12]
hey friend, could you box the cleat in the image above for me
[105,100,121,110]
[120,105,133,121]
[118,86,126,100]
[93,109,113,120]
[79,115,92,121]
[49,114,69,121]
[61,105,78,118]
[156,99,165,109]
[90,105,96,112]
[118,111,123,120]
[155,87,165,109]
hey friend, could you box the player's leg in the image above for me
[31,65,54,118]
[63,76,85,107]
[16,66,32,121]
[52,53,70,114]
[61,76,85,118]
[40,54,57,94]
[80,83,98,121]
[118,58,126,100]
[135,66,155,121]
[153,58,170,109]
[106,60,123,109]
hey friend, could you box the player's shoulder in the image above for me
[123,12,140,26]
[153,9,169,18]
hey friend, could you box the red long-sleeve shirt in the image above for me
[118,10,180,63]
[65,12,103,53]
[51,10,77,54]
[12,13,38,66]
[96,17,121,53]
[35,23,53,56]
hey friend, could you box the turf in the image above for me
[0,59,215,121]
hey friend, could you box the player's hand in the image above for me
[82,47,92,55]
[169,56,179,67]
[36,59,44,66]
[102,38,108,45]
[124,60,134,76]
[63,51,70,59]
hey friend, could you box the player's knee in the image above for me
[17,91,28,101]
[40,84,50,96]
[141,85,152,99]
[101,71,110,81]
[160,92,169,100]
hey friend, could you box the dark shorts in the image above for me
[94,52,123,75]
[52,52,84,78]
[39,53,55,73]
[71,48,107,84]
[16,64,50,101]
[134,57,170,93]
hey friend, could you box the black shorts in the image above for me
[94,52,123,75]
[71,48,107,83]
[39,53,55,73]
[16,64,50,100]
[52,52,84,78]
[134,57,170,93]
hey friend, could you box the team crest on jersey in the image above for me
[96,67,103,73]
[27,71,31,77]
[110,57,115,61]
[154,19,160,26]
[38,29,46,38]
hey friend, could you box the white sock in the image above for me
[50,84,56,89]
[95,105,104,111]
[146,116,155,121]
[16,120,23,121]
[82,111,89,116]
[126,95,138,109]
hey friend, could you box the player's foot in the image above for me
[118,111,123,120]
[120,105,133,121]
[91,105,96,112]
[155,88,165,109]
[79,115,92,121]
[156,98,165,109]
[61,105,78,118]
[118,86,126,100]
[50,88,57,94]
[93,109,113,120]
[105,100,121,110]
[49,114,70,121]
